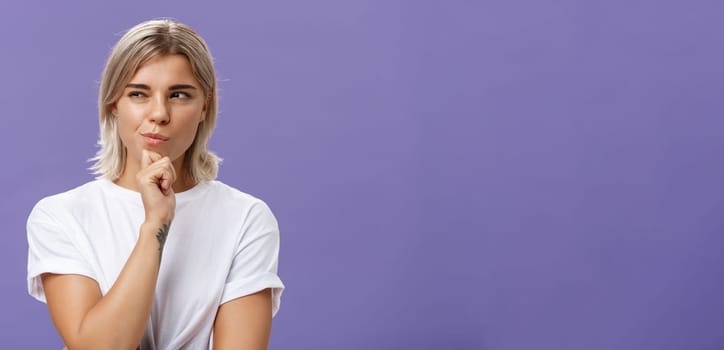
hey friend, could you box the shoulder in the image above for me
[29,180,106,224]
[201,181,278,227]
[204,181,271,209]
[204,180,260,200]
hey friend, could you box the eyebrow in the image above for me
[169,84,197,90]
[126,83,150,90]
[125,83,197,90]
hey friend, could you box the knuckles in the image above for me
[135,158,177,190]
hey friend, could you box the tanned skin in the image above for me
[45,54,274,350]
[44,150,177,350]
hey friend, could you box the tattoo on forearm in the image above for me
[156,223,170,259]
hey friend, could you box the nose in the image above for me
[148,95,170,125]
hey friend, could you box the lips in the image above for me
[141,132,169,145]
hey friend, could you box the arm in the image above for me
[42,150,176,350]
[43,222,166,350]
[213,288,273,350]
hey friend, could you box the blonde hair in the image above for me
[90,19,220,182]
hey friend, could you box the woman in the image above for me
[27,19,284,349]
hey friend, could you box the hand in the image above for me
[136,149,176,225]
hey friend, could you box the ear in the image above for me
[111,104,118,117]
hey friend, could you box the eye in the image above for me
[128,91,147,98]
[170,91,191,99]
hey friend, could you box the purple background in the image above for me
[1,1,723,349]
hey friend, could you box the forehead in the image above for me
[128,54,198,85]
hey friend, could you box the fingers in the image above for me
[154,159,176,195]
[138,150,177,195]
[141,149,163,169]
[160,177,174,195]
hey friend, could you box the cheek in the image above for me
[179,123,201,149]
[177,106,204,140]
[115,114,142,151]
[116,122,135,154]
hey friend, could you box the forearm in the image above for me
[70,222,167,350]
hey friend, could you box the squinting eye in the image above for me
[128,91,146,98]
[170,92,191,99]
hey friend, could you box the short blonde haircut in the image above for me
[90,19,220,183]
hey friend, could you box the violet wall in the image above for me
[1,1,723,349]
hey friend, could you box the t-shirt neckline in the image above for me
[98,178,210,205]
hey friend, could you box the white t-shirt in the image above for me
[27,179,284,349]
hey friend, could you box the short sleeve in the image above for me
[220,200,285,317]
[27,201,96,303]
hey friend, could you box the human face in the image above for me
[113,54,206,171]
